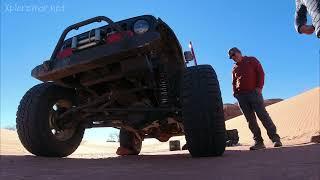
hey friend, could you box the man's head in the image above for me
[228,47,243,63]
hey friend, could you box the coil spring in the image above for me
[159,73,169,106]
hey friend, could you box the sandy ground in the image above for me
[1,87,319,180]
[1,145,319,180]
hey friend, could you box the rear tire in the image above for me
[16,82,84,157]
[182,65,226,157]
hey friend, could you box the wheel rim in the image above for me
[49,99,76,141]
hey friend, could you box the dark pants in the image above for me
[235,90,280,143]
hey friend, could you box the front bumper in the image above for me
[32,32,161,81]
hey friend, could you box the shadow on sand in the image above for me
[1,144,319,180]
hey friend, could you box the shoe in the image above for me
[116,146,136,156]
[274,141,282,147]
[249,142,266,150]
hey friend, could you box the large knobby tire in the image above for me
[16,82,85,157]
[119,129,142,155]
[182,65,226,157]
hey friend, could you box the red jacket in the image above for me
[232,56,265,94]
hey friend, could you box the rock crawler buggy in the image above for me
[16,15,226,157]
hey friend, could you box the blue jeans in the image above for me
[235,90,280,143]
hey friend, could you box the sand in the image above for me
[0,87,319,180]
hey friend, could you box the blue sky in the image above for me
[1,1,319,140]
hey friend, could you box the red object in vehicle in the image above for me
[56,48,73,59]
[105,31,134,44]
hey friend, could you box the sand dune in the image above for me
[226,87,320,146]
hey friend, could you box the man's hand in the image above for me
[299,25,315,35]
[256,88,262,94]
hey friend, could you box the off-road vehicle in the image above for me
[16,15,226,157]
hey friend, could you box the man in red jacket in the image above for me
[228,47,282,150]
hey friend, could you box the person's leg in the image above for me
[236,94,263,143]
[250,92,281,143]
[116,129,142,155]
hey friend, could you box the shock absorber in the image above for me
[159,72,169,106]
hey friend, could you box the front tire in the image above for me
[16,82,84,157]
[182,65,226,157]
